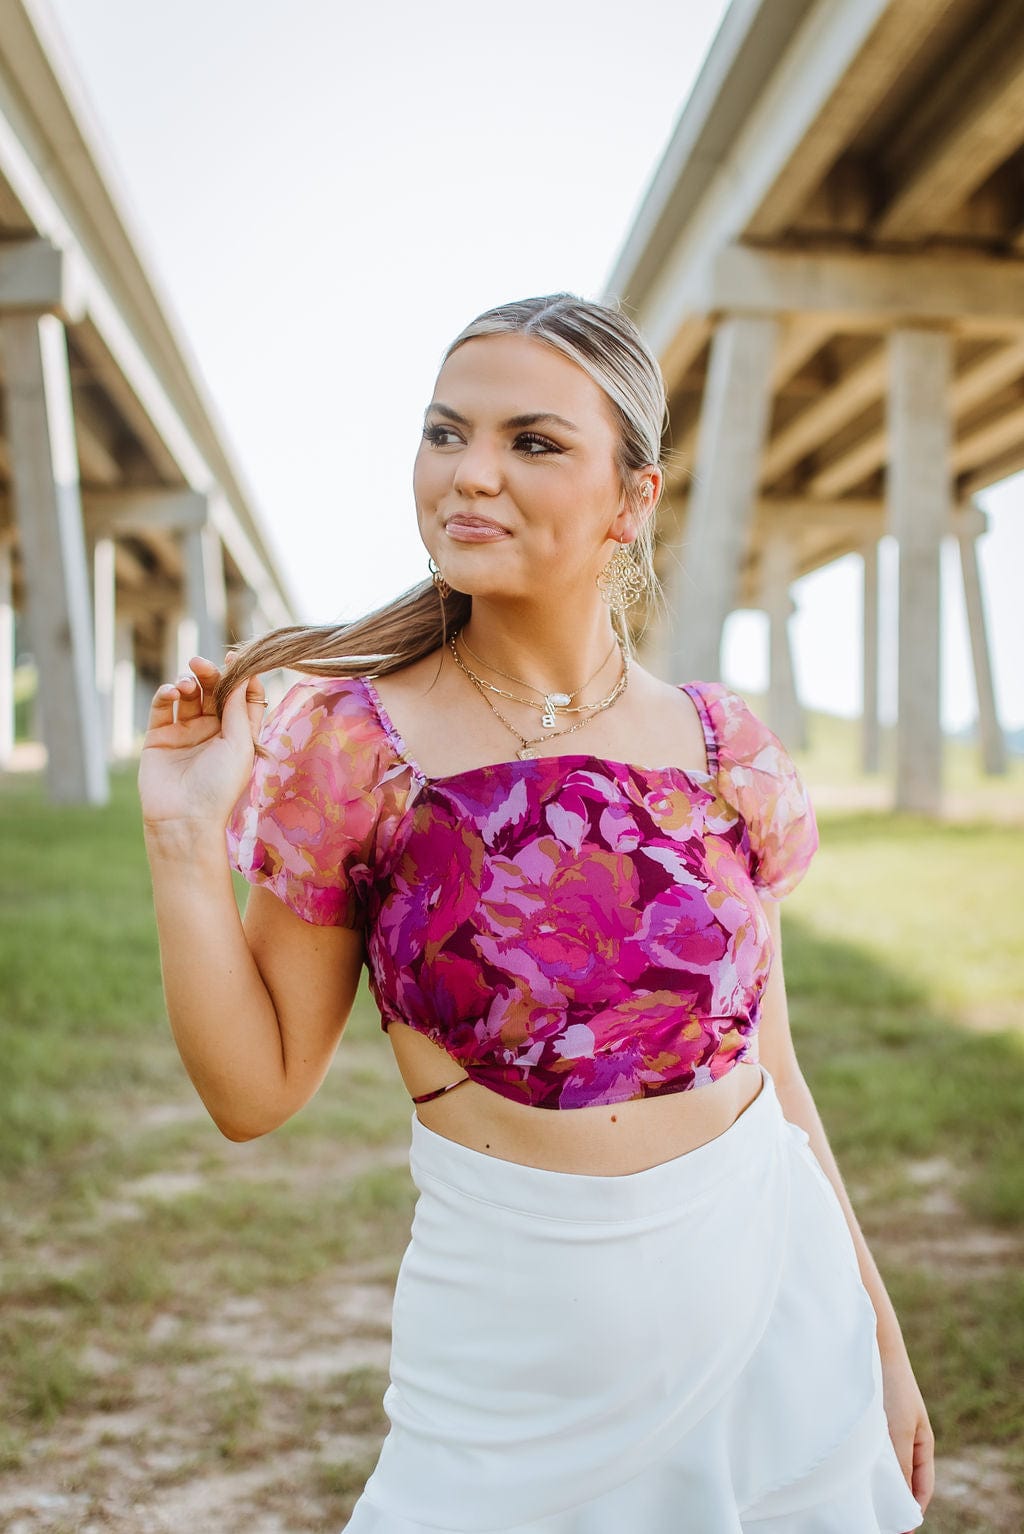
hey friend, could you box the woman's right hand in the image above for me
[138,653,269,832]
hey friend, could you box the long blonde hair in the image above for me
[213,292,672,751]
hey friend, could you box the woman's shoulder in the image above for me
[265,671,389,748]
[255,671,415,798]
[227,669,416,927]
[686,680,783,773]
[685,680,819,900]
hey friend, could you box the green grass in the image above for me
[1,1321,97,1426]
[0,762,409,1177]
[1,721,1023,1529]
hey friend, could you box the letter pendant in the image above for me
[542,693,568,730]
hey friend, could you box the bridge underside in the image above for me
[610,0,1022,812]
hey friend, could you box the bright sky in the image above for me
[43,0,1024,732]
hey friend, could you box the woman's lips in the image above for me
[444,519,510,542]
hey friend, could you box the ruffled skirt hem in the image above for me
[342,1066,925,1534]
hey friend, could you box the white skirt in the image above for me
[344,1065,925,1534]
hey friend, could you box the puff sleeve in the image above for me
[224,676,386,928]
[702,681,819,900]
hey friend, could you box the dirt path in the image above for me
[2,1106,1020,1531]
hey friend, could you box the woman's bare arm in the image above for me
[144,822,364,1139]
[139,654,364,1141]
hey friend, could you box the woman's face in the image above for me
[414,332,652,604]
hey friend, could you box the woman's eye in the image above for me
[422,425,457,446]
[421,425,561,456]
[515,433,560,456]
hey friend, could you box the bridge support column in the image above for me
[0,531,14,765]
[861,537,881,774]
[183,522,227,663]
[0,311,107,803]
[89,533,115,757]
[959,504,1006,775]
[111,615,136,758]
[666,313,779,681]
[887,327,951,815]
[760,530,806,751]
[162,608,200,684]
[228,583,262,648]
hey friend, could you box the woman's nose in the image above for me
[451,440,503,496]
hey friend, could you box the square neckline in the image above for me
[358,674,720,792]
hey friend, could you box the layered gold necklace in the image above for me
[458,629,619,727]
[448,628,630,760]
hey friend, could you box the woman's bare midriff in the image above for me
[386,1021,765,1176]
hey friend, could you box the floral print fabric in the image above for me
[225,674,818,1109]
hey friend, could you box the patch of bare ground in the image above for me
[954,1000,1024,1035]
[0,1255,396,1532]
[4,1095,1020,1529]
[862,1155,1024,1530]
[0,1091,411,1533]
[927,1446,1023,1533]
[867,1155,1024,1277]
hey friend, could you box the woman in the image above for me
[138,293,933,1532]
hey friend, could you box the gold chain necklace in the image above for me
[450,630,625,722]
[458,629,617,727]
[452,630,622,727]
[448,632,631,759]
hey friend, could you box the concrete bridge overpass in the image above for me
[0,0,298,804]
[605,0,1019,812]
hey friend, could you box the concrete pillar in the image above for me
[111,615,136,758]
[887,327,952,815]
[183,523,227,663]
[633,498,686,680]
[227,583,262,648]
[633,586,669,679]
[760,530,806,751]
[635,613,669,680]
[162,608,200,683]
[861,538,881,774]
[666,314,779,682]
[89,533,116,756]
[0,311,107,804]
[0,530,14,765]
[959,505,1007,775]
[135,672,154,740]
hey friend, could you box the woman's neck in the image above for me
[454,607,623,695]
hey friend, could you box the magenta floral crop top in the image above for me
[224,674,819,1110]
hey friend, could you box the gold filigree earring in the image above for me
[428,557,451,599]
[595,542,649,613]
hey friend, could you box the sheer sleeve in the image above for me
[701,682,819,900]
[224,676,385,928]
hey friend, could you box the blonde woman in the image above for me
[138,293,933,1532]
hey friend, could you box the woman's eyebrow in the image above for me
[424,403,581,435]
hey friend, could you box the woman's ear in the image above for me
[613,467,661,541]
[641,465,663,509]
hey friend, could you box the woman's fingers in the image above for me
[148,651,266,737]
[245,689,269,738]
[189,650,269,739]
[173,668,205,723]
[148,682,181,729]
[145,655,210,730]
[187,654,230,717]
